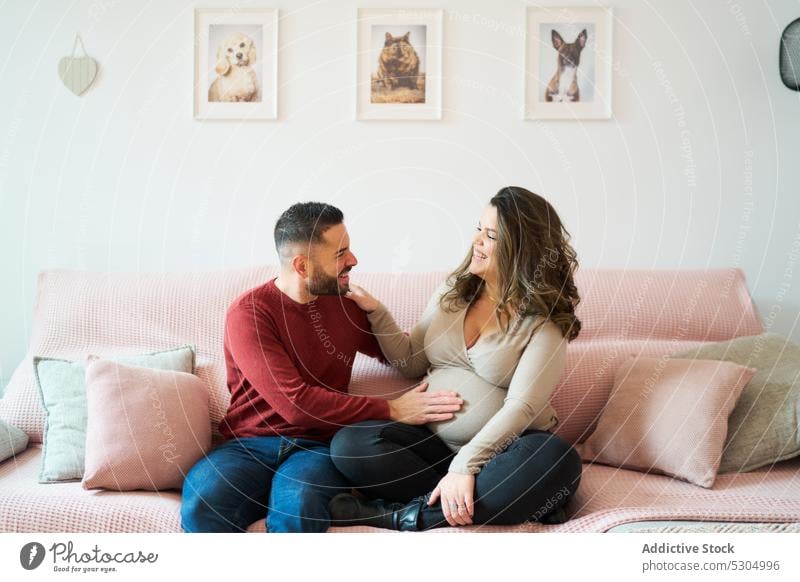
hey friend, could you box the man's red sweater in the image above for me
[218,277,391,442]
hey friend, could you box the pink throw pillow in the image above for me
[576,355,756,488]
[82,358,212,491]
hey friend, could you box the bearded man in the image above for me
[181,202,462,533]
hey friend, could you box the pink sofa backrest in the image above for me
[0,265,278,443]
[0,266,762,446]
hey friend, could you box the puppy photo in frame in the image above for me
[525,6,612,120]
[357,8,442,121]
[194,8,277,120]
[208,26,261,103]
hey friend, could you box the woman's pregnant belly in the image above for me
[423,366,507,450]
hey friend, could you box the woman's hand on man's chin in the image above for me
[344,283,380,313]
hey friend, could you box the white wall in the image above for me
[2,0,799,383]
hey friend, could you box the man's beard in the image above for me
[307,267,350,296]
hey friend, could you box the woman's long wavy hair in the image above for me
[439,186,582,341]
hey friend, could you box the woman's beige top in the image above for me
[367,282,568,475]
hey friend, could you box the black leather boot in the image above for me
[539,506,568,524]
[328,492,426,531]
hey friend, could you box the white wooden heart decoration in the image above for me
[58,35,98,96]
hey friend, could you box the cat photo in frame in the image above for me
[357,8,442,120]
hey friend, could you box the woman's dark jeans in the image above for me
[330,420,583,529]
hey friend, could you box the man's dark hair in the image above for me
[274,202,344,261]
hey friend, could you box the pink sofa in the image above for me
[1,266,799,533]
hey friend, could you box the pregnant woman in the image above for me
[328,186,584,530]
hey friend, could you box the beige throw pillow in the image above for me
[672,333,800,473]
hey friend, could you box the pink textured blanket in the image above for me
[2,265,794,533]
[4,446,796,533]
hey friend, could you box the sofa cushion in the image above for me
[0,419,28,463]
[0,446,183,533]
[35,346,195,483]
[82,359,211,491]
[671,333,800,473]
[576,356,756,488]
[5,444,799,533]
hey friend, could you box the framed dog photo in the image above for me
[356,8,443,120]
[524,6,612,120]
[194,8,278,120]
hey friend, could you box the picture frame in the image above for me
[194,7,278,120]
[524,6,613,120]
[356,8,443,121]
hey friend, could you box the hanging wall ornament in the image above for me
[58,34,98,96]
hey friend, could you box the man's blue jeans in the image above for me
[181,436,350,533]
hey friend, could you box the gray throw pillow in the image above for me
[1,419,29,462]
[671,333,800,473]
